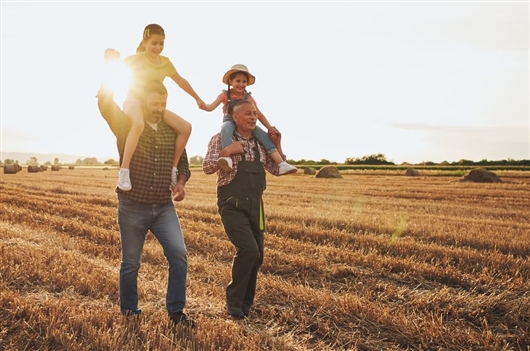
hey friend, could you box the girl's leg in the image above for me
[218,118,236,172]
[120,101,145,190]
[163,110,192,183]
[220,119,236,149]
[252,126,297,175]
[252,125,277,154]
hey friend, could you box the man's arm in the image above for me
[203,134,222,175]
[172,148,191,202]
[96,85,130,144]
[176,148,191,181]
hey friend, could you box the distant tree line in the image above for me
[344,153,394,165]
[3,154,529,167]
[287,158,338,166]
[288,154,530,166]
[439,158,530,166]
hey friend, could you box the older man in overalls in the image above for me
[203,99,287,319]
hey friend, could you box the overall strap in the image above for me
[227,89,251,102]
[226,90,251,115]
[233,132,246,160]
[251,138,260,163]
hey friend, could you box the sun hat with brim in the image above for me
[222,64,256,85]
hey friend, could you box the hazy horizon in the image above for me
[2,149,528,166]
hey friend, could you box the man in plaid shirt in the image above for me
[203,99,288,319]
[97,80,193,327]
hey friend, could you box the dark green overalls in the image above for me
[217,138,266,316]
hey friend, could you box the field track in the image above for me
[1,167,529,350]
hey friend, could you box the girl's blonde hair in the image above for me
[136,24,165,53]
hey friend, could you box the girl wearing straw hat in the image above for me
[202,64,297,175]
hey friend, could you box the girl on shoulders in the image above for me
[202,64,297,175]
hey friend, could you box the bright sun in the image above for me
[101,59,131,104]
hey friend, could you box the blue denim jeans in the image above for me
[221,115,278,153]
[117,194,188,314]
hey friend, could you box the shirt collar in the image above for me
[234,131,255,141]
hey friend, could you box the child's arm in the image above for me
[255,105,281,145]
[170,72,205,109]
[255,106,274,130]
[202,95,223,112]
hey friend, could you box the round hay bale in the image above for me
[315,166,343,179]
[405,168,420,176]
[68,165,75,170]
[51,165,61,171]
[3,164,17,174]
[40,165,48,171]
[462,168,501,183]
[27,165,40,173]
[304,167,317,175]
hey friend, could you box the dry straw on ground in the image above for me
[1,168,529,350]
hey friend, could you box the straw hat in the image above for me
[222,64,256,85]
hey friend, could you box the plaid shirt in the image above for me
[203,132,279,188]
[97,88,191,204]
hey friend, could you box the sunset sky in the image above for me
[2,1,528,164]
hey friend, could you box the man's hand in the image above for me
[104,48,120,63]
[220,141,245,157]
[172,182,186,202]
[196,98,206,110]
[171,178,187,202]
[96,84,113,98]
[268,126,282,144]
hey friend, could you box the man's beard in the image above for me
[147,112,163,124]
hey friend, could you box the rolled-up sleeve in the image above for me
[177,149,191,181]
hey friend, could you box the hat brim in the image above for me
[222,69,256,86]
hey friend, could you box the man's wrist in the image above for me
[176,175,188,186]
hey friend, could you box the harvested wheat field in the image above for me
[1,167,529,350]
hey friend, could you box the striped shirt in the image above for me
[97,88,191,204]
[203,132,279,188]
